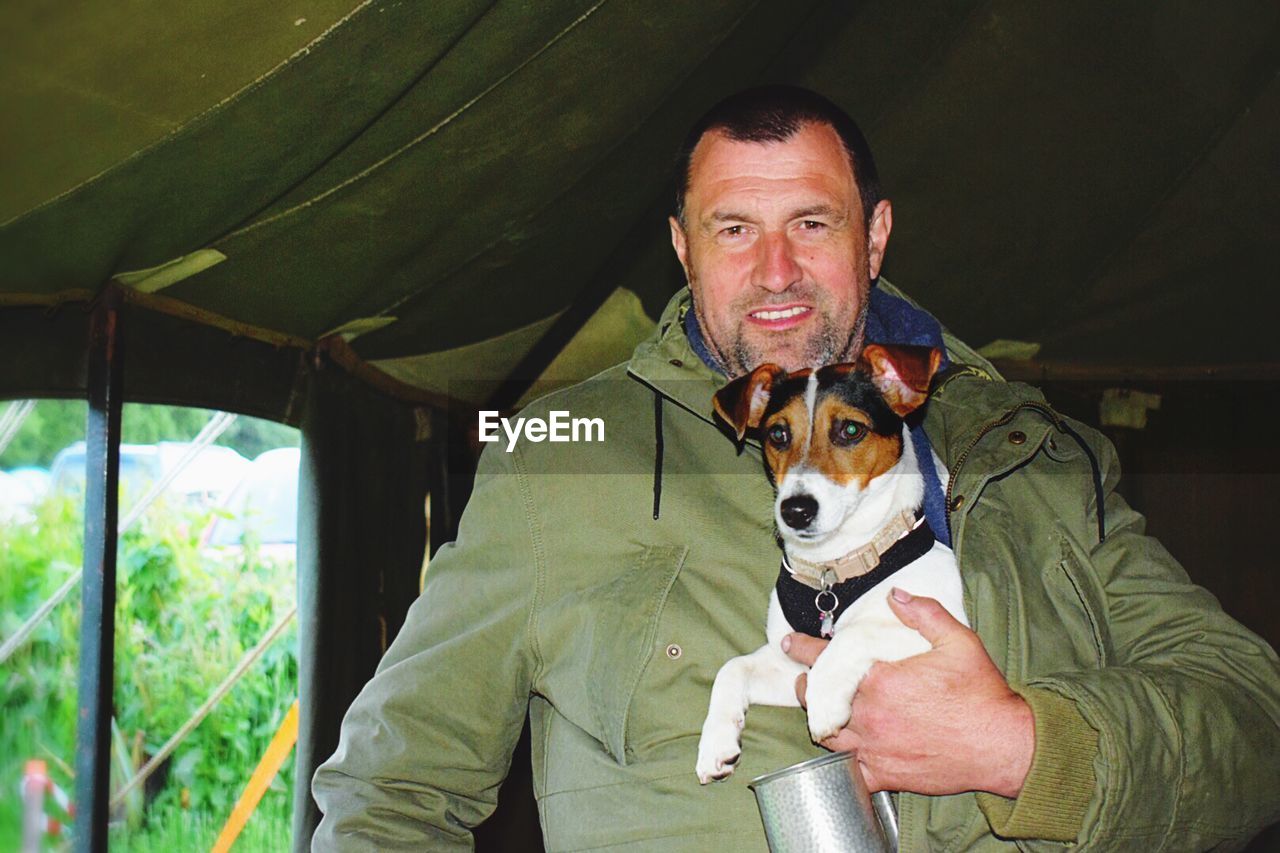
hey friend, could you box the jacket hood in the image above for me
[626,288,724,425]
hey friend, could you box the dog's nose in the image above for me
[780,495,818,530]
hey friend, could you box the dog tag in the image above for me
[815,578,839,639]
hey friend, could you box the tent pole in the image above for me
[74,287,124,853]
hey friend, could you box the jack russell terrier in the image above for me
[696,343,969,784]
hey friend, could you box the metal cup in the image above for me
[749,752,897,852]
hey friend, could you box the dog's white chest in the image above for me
[695,542,966,784]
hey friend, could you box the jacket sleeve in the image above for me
[1000,422,1280,850]
[311,443,542,850]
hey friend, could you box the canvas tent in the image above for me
[2,1,1277,848]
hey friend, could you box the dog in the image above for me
[695,343,969,784]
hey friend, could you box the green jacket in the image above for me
[312,287,1280,851]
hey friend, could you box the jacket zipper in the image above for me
[945,400,1064,529]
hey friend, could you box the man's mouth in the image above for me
[747,305,811,328]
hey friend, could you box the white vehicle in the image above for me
[49,441,248,509]
[0,467,49,523]
[202,447,300,563]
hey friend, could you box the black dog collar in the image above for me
[776,518,937,638]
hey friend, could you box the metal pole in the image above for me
[21,760,48,853]
[75,288,124,853]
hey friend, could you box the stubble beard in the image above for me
[693,281,870,378]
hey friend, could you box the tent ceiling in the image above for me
[2,1,1277,406]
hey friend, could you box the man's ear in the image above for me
[669,216,691,280]
[859,344,941,417]
[866,199,893,280]
[713,364,785,441]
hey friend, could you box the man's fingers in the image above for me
[795,672,808,707]
[886,587,964,647]
[781,632,827,666]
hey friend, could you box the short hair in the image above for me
[673,85,882,228]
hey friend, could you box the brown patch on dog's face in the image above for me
[763,393,901,489]
[815,396,902,488]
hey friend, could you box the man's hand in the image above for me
[784,587,1034,798]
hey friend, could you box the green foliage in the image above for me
[122,405,211,446]
[0,495,86,853]
[0,400,298,469]
[0,492,297,850]
[0,399,85,469]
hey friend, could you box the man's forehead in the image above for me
[685,124,859,217]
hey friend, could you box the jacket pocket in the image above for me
[1057,538,1111,667]
[581,544,687,764]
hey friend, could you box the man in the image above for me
[312,86,1280,850]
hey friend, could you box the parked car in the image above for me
[0,467,49,523]
[202,447,300,563]
[49,441,248,510]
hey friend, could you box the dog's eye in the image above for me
[767,423,791,448]
[832,420,865,446]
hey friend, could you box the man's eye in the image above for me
[722,225,746,237]
[767,424,791,448]
[832,420,864,445]
[795,220,831,234]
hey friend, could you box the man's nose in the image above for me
[753,231,802,293]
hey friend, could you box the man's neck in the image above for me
[682,304,727,375]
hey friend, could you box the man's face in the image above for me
[670,122,892,377]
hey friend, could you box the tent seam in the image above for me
[215,0,614,243]
[367,0,770,326]
[0,1,375,230]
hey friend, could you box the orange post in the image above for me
[210,700,299,853]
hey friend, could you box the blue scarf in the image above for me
[686,288,953,546]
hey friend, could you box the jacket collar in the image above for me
[626,280,964,424]
[626,282,1049,448]
[626,288,726,426]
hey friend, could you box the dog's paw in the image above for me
[696,717,744,784]
[804,677,855,743]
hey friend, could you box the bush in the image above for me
[0,492,297,850]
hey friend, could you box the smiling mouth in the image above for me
[749,306,811,321]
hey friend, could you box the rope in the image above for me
[0,562,80,666]
[117,410,238,533]
[109,605,296,809]
[652,392,664,520]
[0,399,36,455]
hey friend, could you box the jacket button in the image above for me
[669,358,684,368]
[665,643,683,660]
[1008,430,1027,445]
[949,495,965,512]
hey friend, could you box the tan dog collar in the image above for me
[781,508,921,590]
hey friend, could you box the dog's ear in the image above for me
[816,363,858,384]
[713,364,785,441]
[859,344,942,417]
